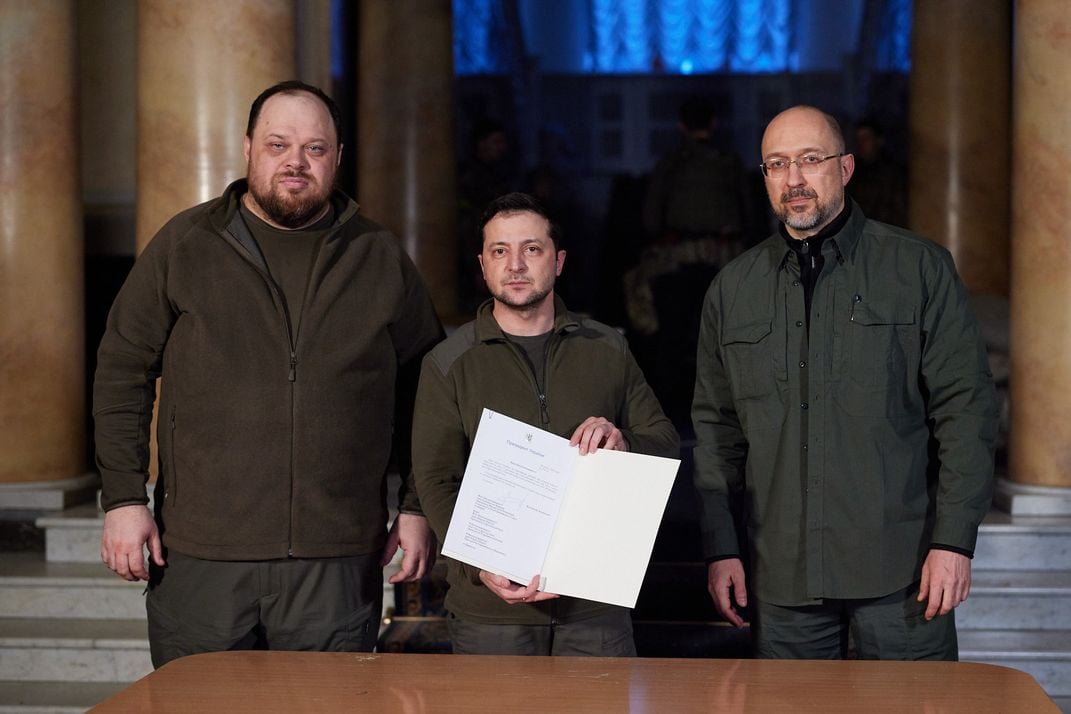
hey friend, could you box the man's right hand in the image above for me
[478,571,560,605]
[708,558,748,628]
[101,504,165,581]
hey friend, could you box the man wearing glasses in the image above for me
[692,105,997,659]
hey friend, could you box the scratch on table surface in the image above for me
[493,670,612,680]
[351,655,380,662]
[492,672,612,680]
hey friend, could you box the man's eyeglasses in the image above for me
[759,153,844,178]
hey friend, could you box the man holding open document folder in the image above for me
[413,192,678,656]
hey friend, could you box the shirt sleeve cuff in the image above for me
[929,542,974,559]
[705,553,742,564]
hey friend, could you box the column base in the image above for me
[994,477,1071,516]
[0,473,99,511]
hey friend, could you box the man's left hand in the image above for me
[382,513,437,583]
[917,549,972,620]
[569,416,628,455]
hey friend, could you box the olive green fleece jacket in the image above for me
[93,180,442,561]
[692,202,998,606]
[413,297,679,625]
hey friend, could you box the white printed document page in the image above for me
[442,408,577,585]
[442,408,680,608]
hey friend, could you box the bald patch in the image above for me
[763,105,846,155]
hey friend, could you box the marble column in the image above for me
[137,0,296,250]
[137,0,295,481]
[357,0,458,319]
[296,0,333,92]
[0,1,86,495]
[1008,0,1071,498]
[908,0,1010,296]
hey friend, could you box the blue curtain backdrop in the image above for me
[454,0,502,74]
[454,0,910,75]
[590,0,792,73]
[861,0,911,72]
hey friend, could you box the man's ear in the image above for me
[243,135,251,163]
[337,143,344,167]
[555,250,567,277]
[840,152,855,186]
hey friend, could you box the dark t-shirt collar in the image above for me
[240,200,335,235]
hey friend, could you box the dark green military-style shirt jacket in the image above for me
[692,203,998,606]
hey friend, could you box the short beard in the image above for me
[249,170,332,229]
[490,282,553,311]
[775,186,839,233]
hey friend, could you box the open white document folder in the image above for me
[442,408,680,609]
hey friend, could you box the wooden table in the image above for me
[90,651,1058,713]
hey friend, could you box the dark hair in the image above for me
[246,80,343,144]
[479,192,564,251]
[679,96,715,132]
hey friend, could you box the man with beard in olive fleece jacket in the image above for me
[94,81,443,667]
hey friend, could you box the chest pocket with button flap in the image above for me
[844,298,919,405]
[721,319,781,402]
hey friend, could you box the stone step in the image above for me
[0,681,126,713]
[0,475,99,512]
[960,629,1071,698]
[0,618,151,684]
[34,505,104,564]
[0,553,145,621]
[974,512,1071,571]
[958,570,1071,630]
